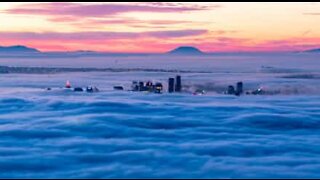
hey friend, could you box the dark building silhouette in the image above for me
[146,81,153,92]
[86,86,94,92]
[227,85,235,95]
[154,83,163,94]
[74,87,83,92]
[168,78,175,93]
[139,81,145,91]
[175,75,181,92]
[131,81,139,91]
[113,86,124,90]
[236,82,243,96]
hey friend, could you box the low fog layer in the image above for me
[0,53,319,178]
[1,53,320,95]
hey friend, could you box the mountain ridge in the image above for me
[168,46,205,55]
[303,48,320,53]
[0,45,40,53]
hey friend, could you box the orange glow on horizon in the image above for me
[0,2,319,52]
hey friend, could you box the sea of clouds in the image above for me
[0,53,320,178]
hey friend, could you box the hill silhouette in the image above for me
[0,45,40,53]
[168,46,204,55]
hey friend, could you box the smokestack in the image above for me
[168,78,175,93]
[175,75,181,92]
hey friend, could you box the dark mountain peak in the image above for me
[303,48,320,53]
[168,46,204,55]
[0,45,40,53]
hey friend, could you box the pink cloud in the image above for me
[47,16,81,23]
[0,30,207,41]
[252,38,320,52]
[5,2,213,17]
[0,29,208,52]
[65,18,196,28]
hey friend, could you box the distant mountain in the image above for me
[168,46,205,55]
[303,48,320,53]
[0,45,40,53]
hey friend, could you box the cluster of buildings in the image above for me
[113,75,182,94]
[49,75,269,96]
[224,81,268,95]
[225,82,243,96]
[52,80,100,93]
[130,81,163,94]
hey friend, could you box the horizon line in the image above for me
[0,44,318,54]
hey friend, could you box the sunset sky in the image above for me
[0,2,319,53]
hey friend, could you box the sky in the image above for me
[0,2,319,53]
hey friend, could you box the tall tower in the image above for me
[236,82,243,95]
[168,78,175,93]
[175,75,181,92]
